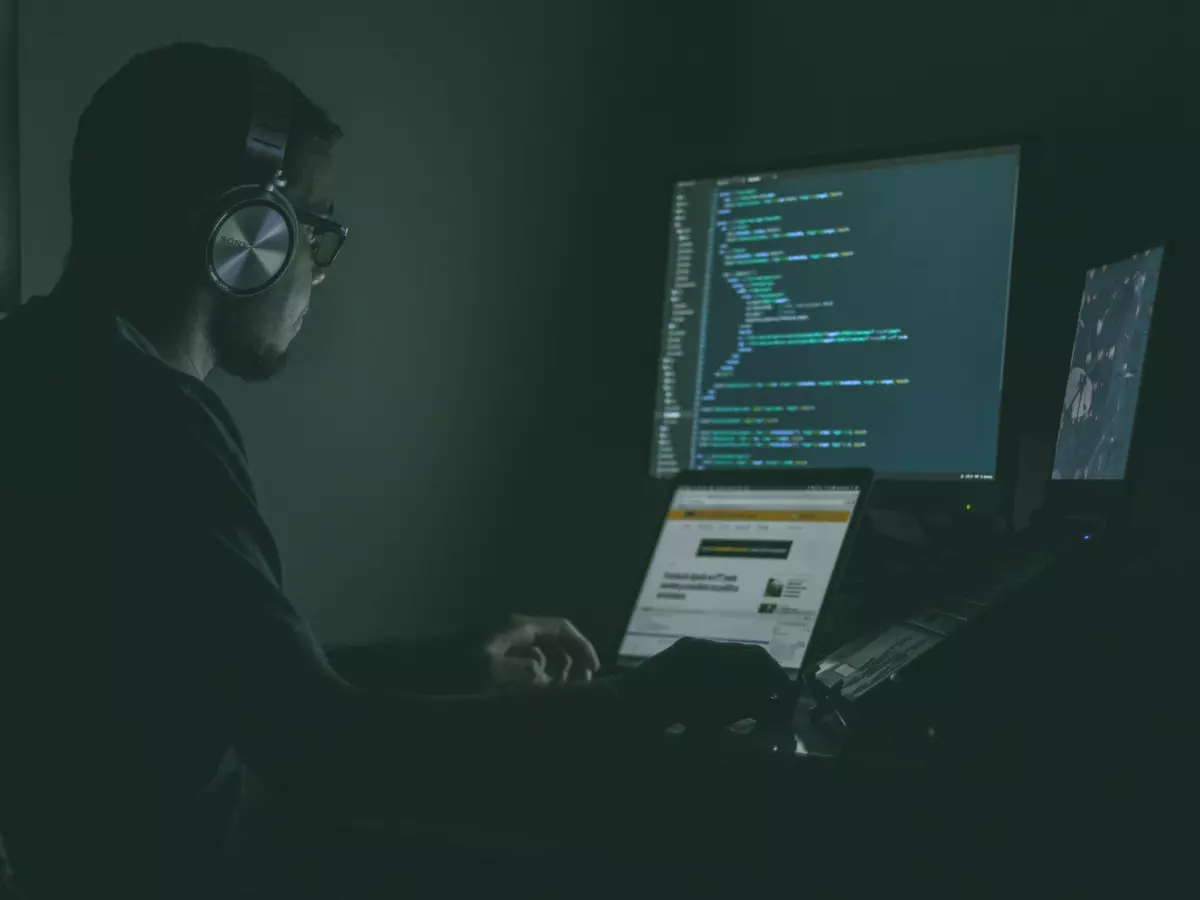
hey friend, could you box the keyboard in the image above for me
[815,528,1097,704]
[903,543,1071,637]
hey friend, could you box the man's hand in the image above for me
[614,637,796,731]
[483,614,601,690]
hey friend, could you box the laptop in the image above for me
[614,470,872,728]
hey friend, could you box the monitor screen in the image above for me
[1051,247,1163,481]
[651,145,1022,482]
[618,484,862,671]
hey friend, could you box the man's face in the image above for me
[210,147,335,382]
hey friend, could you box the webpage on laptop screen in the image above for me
[619,486,861,670]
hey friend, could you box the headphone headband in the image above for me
[245,70,292,184]
[201,67,298,297]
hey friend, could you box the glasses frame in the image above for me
[295,206,348,268]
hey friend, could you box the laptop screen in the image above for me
[1051,246,1163,481]
[618,483,863,672]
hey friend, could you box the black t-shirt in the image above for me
[0,291,327,891]
[0,290,633,895]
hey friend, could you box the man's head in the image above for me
[64,43,344,381]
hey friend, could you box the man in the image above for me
[0,44,790,897]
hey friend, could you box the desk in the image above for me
[317,746,840,895]
[312,655,1199,896]
[310,533,1188,894]
[312,724,1175,898]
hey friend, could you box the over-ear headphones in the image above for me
[201,68,299,297]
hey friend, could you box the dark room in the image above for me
[1,0,1197,896]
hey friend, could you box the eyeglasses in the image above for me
[295,206,348,269]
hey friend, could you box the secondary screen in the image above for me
[619,485,861,670]
[1051,246,1163,481]
[651,145,1021,482]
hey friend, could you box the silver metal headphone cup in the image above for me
[203,184,298,297]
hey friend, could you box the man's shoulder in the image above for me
[158,378,258,497]
[2,294,252,489]
[131,366,243,458]
[100,348,258,505]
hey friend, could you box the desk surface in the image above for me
[320,737,1183,897]
[317,542,1191,891]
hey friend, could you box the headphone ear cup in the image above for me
[201,185,298,297]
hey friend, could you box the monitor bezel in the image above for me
[615,468,875,680]
[1042,238,1171,523]
[650,134,1042,518]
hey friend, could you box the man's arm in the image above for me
[130,387,786,821]
[324,629,499,694]
[158,523,640,818]
[325,614,602,694]
[125,387,642,820]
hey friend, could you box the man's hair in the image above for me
[66,43,343,293]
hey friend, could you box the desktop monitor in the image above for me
[1051,246,1163,483]
[1043,245,1166,526]
[651,141,1032,509]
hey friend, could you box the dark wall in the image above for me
[0,0,18,313]
[18,0,1195,650]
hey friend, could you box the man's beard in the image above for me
[220,344,291,382]
[209,309,292,382]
